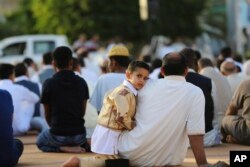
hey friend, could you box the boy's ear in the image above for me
[125,70,131,79]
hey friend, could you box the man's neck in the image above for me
[56,68,71,72]
[114,67,126,73]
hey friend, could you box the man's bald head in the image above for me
[162,52,187,76]
[220,60,237,76]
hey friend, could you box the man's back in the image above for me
[41,70,89,136]
[186,72,214,132]
[199,67,232,128]
[118,77,205,166]
[15,79,40,116]
[227,73,247,94]
[39,68,55,85]
[0,79,39,135]
[89,73,125,111]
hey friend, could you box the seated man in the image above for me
[36,46,90,153]
[0,89,23,166]
[221,79,250,145]
[14,63,49,133]
[62,52,211,167]
[0,63,39,136]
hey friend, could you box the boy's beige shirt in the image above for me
[97,84,136,131]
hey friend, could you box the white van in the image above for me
[0,34,70,64]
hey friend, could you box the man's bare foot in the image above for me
[60,146,86,153]
[226,135,238,144]
[61,156,80,167]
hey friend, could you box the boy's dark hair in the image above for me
[110,56,130,68]
[15,63,28,77]
[0,63,15,79]
[162,52,187,76]
[127,60,150,73]
[43,52,53,65]
[23,58,34,66]
[52,46,73,69]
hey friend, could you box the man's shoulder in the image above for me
[12,83,32,93]
[98,73,125,81]
[238,78,250,92]
[187,72,210,80]
[16,79,39,87]
[185,81,204,95]
[187,72,212,85]
[0,89,11,97]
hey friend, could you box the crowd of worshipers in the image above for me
[1,42,250,167]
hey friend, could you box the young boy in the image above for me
[91,60,150,156]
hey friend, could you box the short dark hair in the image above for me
[109,56,130,68]
[43,52,53,65]
[142,54,151,63]
[220,47,232,58]
[198,58,214,69]
[52,46,73,69]
[23,58,34,66]
[127,60,150,73]
[0,63,14,79]
[194,50,201,60]
[15,63,27,77]
[162,52,187,76]
[179,48,197,69]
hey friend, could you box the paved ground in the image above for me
[16,134,249,167]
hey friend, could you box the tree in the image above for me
[151,0,207,39]
[31,0,143,42]
[0,0,37,38]
[200,0,226,38]
[31,0,91,42]
[88,0,143,41]
[1,0,208,42]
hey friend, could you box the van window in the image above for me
[3,42,26,56]
[34,41,55,54]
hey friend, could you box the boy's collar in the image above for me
[123,80,138,96]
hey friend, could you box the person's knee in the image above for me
[14,139,24,156]
[36,131,49,148]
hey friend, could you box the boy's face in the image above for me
[126,67,149,90]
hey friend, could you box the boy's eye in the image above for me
[137,74,142,78]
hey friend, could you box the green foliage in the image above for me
[88,0,142,41]
[153,0,207,38]
[31,0,91,42]
[1,0,208,42]
[201,0,226,38]
[0,0,37,38]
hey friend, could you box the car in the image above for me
[0,34,70,65]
